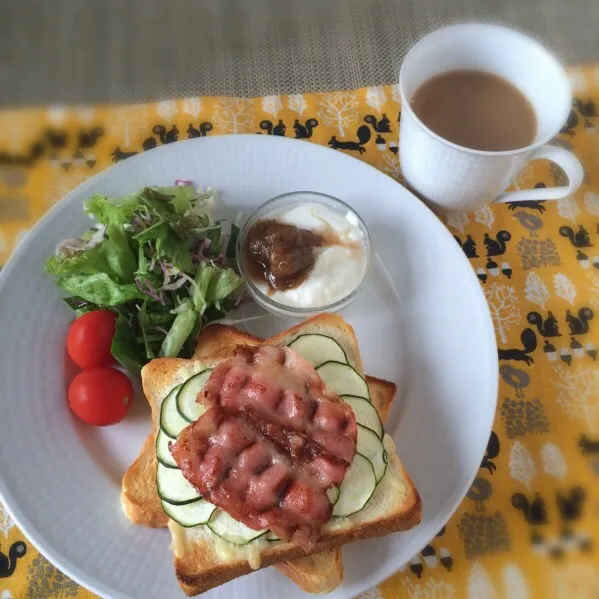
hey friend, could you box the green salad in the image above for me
[45,183,244,373]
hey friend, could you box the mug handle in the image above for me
[494,145,584,203]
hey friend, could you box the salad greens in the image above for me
[46,184,244,373]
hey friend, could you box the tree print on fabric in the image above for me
[181,97,202,120]
[509,441,537,490]
[557,196,581,223]
[445,212,470,234]
[316,92,359,136]
[402,578,456,599]
[541,442,568,481]
[288,94,308,116]
[474,206,495,229]
[467,562,497,599]
[212,98,255,134]
[156,100,178,122]
[554,274,577,305]
[365,87,387,114]
[262,95,284,119]
[0,506,14,540]
[553,366,599,432]
[525,272,550,309]
[484,284,521,343]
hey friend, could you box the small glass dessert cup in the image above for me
[236,191,372,319]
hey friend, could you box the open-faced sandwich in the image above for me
[121,313,421,596]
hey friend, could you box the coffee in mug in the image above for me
[410,70,537,152]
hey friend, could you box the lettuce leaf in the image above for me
[45,244,112,277]
[112,314,145,374]
[159,301,197,358]
[56,272,142,305]
[191,263,242,314]
[85,193,140,226]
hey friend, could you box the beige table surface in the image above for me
[1,0,599,106]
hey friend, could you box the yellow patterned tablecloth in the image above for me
[1,67,599,599]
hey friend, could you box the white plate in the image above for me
[0,135,497,599]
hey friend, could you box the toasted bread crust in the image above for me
[121,433,168,528]
[273,548,343,594]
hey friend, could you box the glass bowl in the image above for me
[236,191,372,319]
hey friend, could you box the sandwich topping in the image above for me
[170,344,357,550]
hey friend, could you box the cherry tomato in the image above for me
[68,367,133,426]
[67,310,116,368]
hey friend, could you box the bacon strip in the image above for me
[170,345,357,550]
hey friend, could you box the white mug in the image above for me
[398,23,584,212]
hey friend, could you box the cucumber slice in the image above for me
[317,361,370,400]
[160,385,189,439]
[327,485,340,505]
[288,334,348,367]
[343,395,383,439]
[161,498,216,527]
[156,463,201,505]
[156,429,177,468]
[176,370,212,423]
[266,532,280,542]
[332,453,376,517]
[357,425,387,483]
[208,509,269,545]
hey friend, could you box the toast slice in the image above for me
[193,324,398,593]
[134,314,421,596]
[121,323,398,593]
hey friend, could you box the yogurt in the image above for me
[245,202,368,309]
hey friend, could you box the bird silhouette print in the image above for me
[467,477,493,511]
[513,211,543,237]
[499,365,530,398]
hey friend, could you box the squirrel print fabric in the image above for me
[1,69,599,598]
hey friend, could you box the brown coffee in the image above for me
[410,70,537,152]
